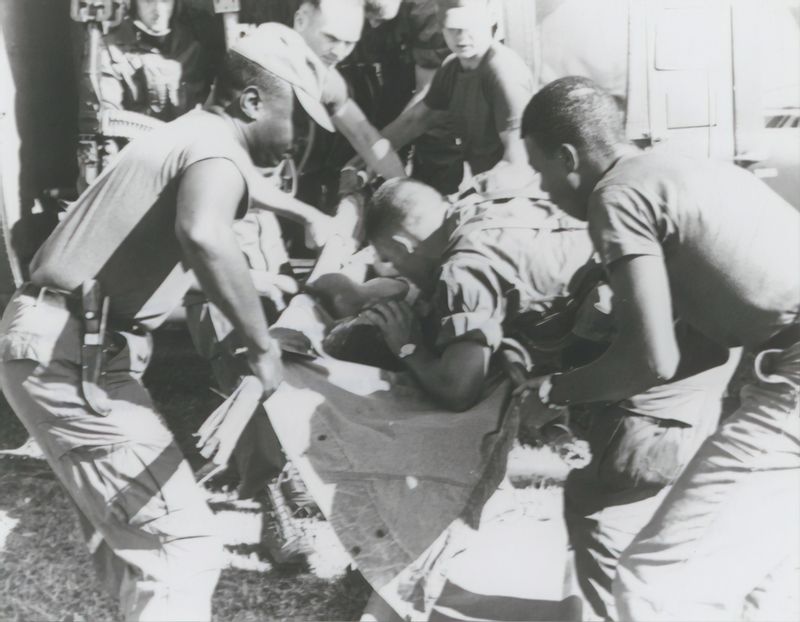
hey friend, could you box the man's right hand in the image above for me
[247,343,284,398]
[305,213,337,249]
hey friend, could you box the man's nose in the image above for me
[331,41,354,62]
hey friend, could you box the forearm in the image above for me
[333,102,405,179]
[180,229,274,354]
[381,102,435,152]
[248,176,323,225]
[401,344,478,411]
[550,336,675,406]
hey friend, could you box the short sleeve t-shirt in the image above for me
[30,110,253,330]
[588,151,800,348]
[432,197,593,353]
[424,43,533,175]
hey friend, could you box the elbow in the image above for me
[440,382,482,412]
[175,220,221,256]
[642,347,680,385]
[442,393,479,413]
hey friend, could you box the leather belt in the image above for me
[20,282,146,334]
[21,282,76,309]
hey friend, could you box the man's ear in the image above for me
[557,144,580,174]
[238,86,263,121]
[294,4,310,31]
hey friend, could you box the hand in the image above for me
[250,272,299,297]
[361,300,421,355]
[338,167,368,198]
[334,194,365,243]
[512,374,568,433]
[269,326,312,355]
[511,374,552,400]
[246,343,284,398]
[305,213,336,249]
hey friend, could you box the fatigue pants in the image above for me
[565,353,739,621]
[614,341,800,621]
[0,290,223,621]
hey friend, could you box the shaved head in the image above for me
[295,0,364,67]
[366,178,449,289]
[367,178,447,244]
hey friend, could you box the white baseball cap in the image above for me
[231,22,334,132]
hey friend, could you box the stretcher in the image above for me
[195,294,579,621]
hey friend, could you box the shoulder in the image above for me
[482,43,531,78]
[436,54,460,77]
[168,111,252,170]
[322,68,349,111]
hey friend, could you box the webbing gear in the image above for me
[80,279,112,416]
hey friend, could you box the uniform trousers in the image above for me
[614,340,800,621]
[0,289,223,621]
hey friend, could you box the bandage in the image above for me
[371,138,391,162]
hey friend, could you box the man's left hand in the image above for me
[361,300,421,355]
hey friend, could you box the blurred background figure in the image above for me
[99,0,210,121]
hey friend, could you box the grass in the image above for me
[0,327,750,621]
[0,327,371,622]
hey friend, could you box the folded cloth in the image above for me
[194,375,265,482]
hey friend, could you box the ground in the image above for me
[0,327,371,622]
[0,327,749,621]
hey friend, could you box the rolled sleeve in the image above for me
[433,260,506,352]
[588,186,665,267]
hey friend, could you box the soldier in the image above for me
[0,26,326,621]
[520,76,800,621]
[379,0,533,186]
[360,0,465,194]
[99,0,209,121]
[360,170,593,410]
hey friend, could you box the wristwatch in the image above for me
[398,343,417,359]
[538,373,567,409]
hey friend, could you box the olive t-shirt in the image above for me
[424,43,533,175]
[30,110,253,329]
[589,151,800,348]
[433,197,592,352]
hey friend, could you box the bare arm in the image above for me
[247,174,334,248]
[380,99,440,152]
[175,159,282,392]
[548,254,680,404]
[400,341,491,411]
[363,300,491,411]
[332,100,405,178]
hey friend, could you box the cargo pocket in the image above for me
[63,442,174,546]
[105,331,153,381]
[597,414,692,490]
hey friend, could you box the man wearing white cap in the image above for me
[0,24,326,622]
[378,0,533,183]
